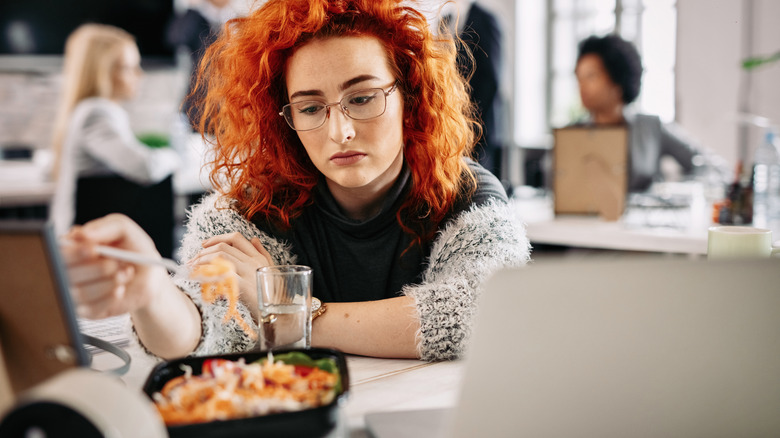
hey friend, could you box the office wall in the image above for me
[747,0,780,156]
[676,0,780,168]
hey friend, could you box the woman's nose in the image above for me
[327,106,356,143]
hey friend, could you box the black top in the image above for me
[252,160,507,302]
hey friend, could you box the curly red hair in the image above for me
[195,0,478,244]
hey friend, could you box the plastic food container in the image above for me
[141,348,349,438]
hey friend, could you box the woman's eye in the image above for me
[348,93,377,106]
[296,103,325,115]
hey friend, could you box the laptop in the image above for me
[366,256,780,438]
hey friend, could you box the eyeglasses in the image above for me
[279,82,398,131]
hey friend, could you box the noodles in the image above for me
[191,256,256,340]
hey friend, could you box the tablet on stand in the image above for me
[0,221,89,402]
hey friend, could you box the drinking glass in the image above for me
[256,265,312,350]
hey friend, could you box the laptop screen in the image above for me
[0,221,89,396]
[447,257,780,437]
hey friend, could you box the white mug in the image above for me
[707,226,780,259]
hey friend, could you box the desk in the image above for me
[91,344,463,437]
[0,137,212,210]
[343,358,463,436]
[0,144,211,217]
[513,188,711,255]
[0,161,54,208]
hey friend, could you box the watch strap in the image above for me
[311,297,327,320]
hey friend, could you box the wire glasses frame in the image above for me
[279,82,399,131]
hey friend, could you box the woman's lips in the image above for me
[330,151,366,166]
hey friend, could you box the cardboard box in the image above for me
[552,126,628,221]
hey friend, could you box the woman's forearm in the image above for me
[311,296,420,359]
[130,268,202,360]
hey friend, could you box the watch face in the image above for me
[311,297,321,312]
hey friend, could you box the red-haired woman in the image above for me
[63,0,530,361]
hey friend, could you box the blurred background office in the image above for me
[166,0,238,132]
[49,24,181,258]
[569,33,702,193]
[439,0,507,189]
[0,0,251,259]
[512,0,779,195]
[1,0,779,239]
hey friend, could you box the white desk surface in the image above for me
[513,191,711,255]
[91,344,462,437]
[0,160,55,207]
[0,138,212,209]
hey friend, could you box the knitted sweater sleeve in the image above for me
[402,199,531,361]
[133,193,297,357]
[132,195,529,360]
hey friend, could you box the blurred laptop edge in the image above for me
[367,257,780,438]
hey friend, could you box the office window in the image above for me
[516,0,677,148]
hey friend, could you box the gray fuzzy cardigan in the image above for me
[160,193,530,361]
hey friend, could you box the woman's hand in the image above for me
[189,232,272,320]
[62,213,171,319]
[63,213,202,359]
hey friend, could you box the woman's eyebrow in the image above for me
[289,74,380,100]
[289,88,324,100]
[339,74,379,91]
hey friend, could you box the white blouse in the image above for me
[51,97,181,235]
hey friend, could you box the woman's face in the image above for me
[575,53,623,113]
[284,36,404,201]
[111,43,142,101]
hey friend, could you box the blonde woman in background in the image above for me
[50,24,180,257]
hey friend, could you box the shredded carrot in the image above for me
[191,257,257,340]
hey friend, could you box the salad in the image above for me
[152,351,341,425]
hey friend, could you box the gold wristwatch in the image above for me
[311,297,327,320]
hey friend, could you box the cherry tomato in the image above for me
[202,359,232,376]
[294,365,315,377]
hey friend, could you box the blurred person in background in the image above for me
[440,0,505,186]
[167,0,238,131]
[50,24,180,257]
[573,34,701,193]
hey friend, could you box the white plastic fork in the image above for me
[89,245,189,277]
[59,241,226,282]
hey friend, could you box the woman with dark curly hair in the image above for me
[61,0,530,361]
[575,34,700,192]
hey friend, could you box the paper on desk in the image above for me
[78,314,132,354]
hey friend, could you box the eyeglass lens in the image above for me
[283,87,388,131]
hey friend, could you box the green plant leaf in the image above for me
[137,133,170,148]
[742,50,780,70]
